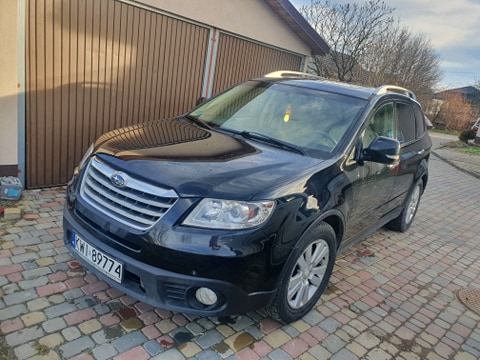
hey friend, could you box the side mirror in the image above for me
[361,136,400,165]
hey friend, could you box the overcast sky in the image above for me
[290,0,480,90]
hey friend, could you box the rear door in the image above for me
[390,101,428,207]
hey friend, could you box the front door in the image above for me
[342,102,399,242]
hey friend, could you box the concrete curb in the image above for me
[431,150,480,180]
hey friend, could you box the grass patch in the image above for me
[460,147,480,155]
[444,140,480,155]
[0,338,14,360]
[35,343,50,356]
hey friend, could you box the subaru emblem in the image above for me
[111,172,127,188]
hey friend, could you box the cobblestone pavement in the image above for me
[1,154,480,360]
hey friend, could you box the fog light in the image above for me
[195,287,217,306]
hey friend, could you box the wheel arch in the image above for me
[295,209,345,252]
[320,212,345,250]
[271,208,345,295]
[267,214,340,322]
[415,158,429,194]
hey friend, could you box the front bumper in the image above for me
[63,207,277,317]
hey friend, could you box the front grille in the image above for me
[80,156,178,231]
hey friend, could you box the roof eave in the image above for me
[264,0,330,56]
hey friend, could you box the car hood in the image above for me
[91,118,322,199]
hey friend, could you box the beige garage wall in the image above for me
[0,0,19,172]
[132,0,311,56]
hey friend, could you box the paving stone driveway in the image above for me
[1,154,479,360]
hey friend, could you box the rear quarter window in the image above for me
[396,102,416,144]
[414,106,426,138]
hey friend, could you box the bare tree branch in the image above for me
[300,0,442,105]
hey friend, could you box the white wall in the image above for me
[0,0,19,169]
[133,0,311,56]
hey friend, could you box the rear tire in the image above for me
[387,180,423,232]
[266,222,336,323]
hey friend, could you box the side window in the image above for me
[396,103,416,143]
[413,106,426,138]
[363,103,394,148]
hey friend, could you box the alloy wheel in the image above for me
[287,239,329,309]
[406,183,421,224]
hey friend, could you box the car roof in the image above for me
[256,71,417,102]
[258,77,376,100]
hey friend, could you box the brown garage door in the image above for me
[25,0,209,188]
[212,33,303,96]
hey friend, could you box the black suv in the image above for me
[63,71,431,323]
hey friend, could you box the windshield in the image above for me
[189,81,367,156]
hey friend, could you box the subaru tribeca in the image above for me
[63,71,431,323]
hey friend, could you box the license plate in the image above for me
[72,233,123,283]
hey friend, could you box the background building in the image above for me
[0,0,329,188]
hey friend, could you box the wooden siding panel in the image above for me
[25,1,300,188]
[131,7,144,125]
[153,14,165,120]
[51,0,63,184]
[26,0,209,187]
[67,0,80,179]
[75,0,87,172]
[143,12,155,123]
[60,0,72,183]
[212,33,303,95]
[108,1,122,131]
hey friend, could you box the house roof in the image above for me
[435,86,480,105]
[264,0,330,55]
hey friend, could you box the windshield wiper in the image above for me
[183,115,212,130]
[239,131,307,156]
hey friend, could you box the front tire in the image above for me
[266,222,336,323]
[387,180,423,232]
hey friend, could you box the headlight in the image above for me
[74,144,94,175]
[183,198,275,229]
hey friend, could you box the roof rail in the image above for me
[375,85,416,100]
[264,70,322,79]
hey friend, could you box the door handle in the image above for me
[417,149,425,155]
